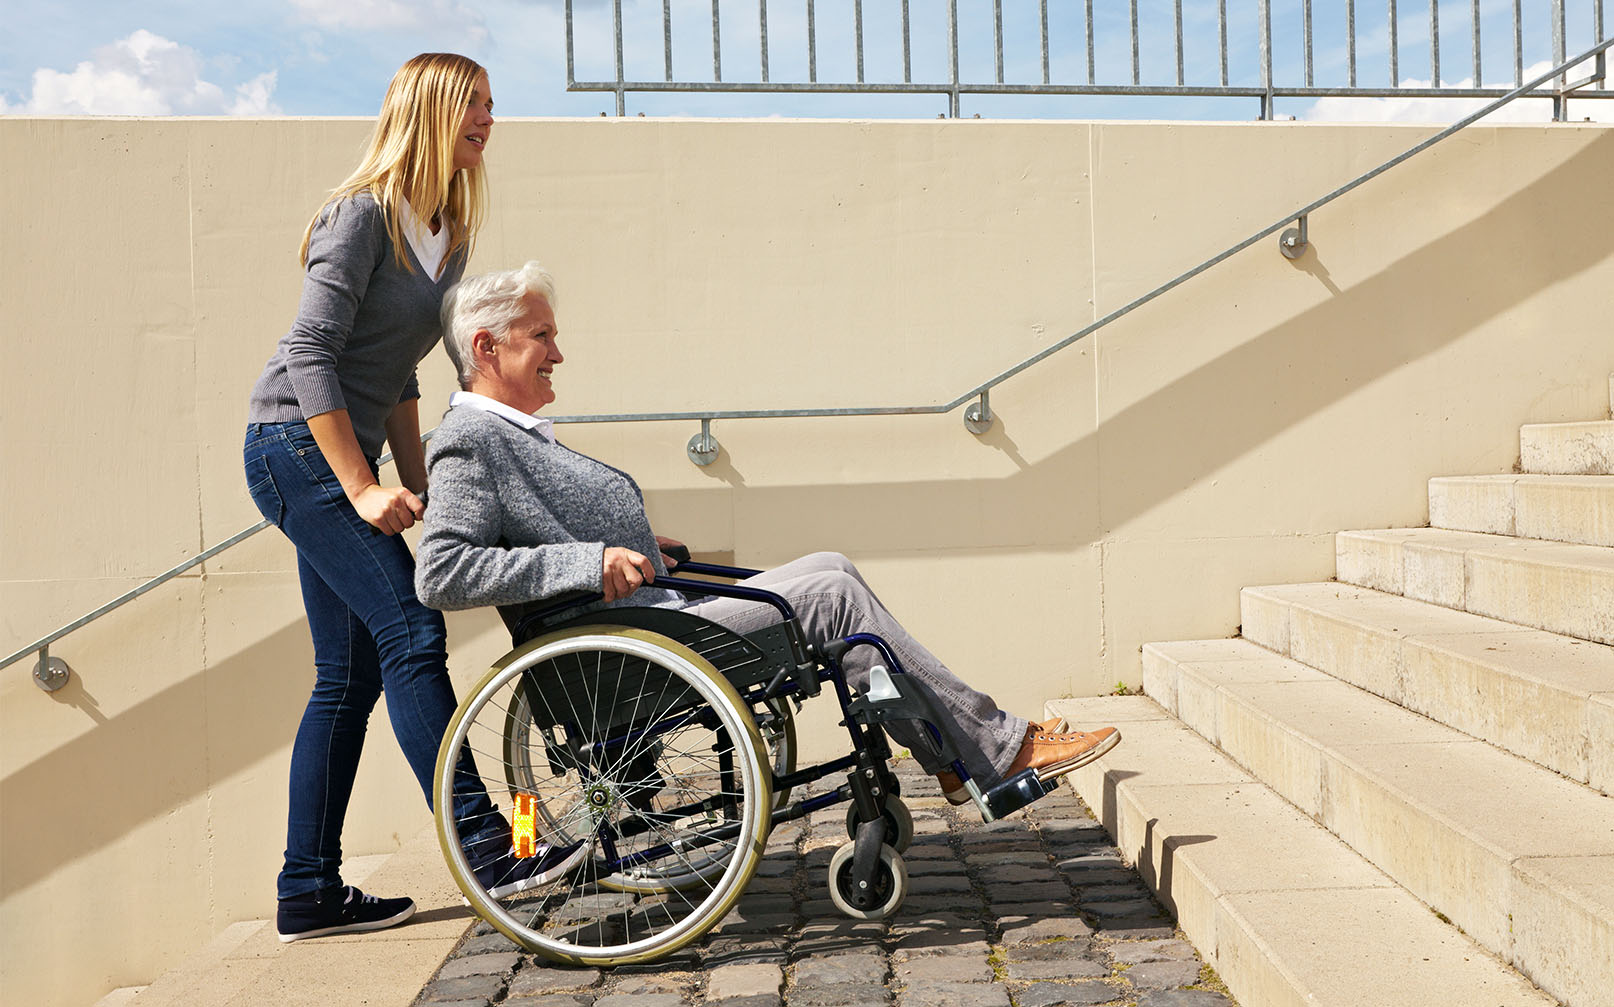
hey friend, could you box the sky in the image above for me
[0,0,1608,123]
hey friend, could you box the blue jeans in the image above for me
[244,422,503,899]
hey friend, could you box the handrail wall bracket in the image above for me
[34,645,70,693]
[1279,215,1310,260]
[963,391,995,435]
[688,418,721,466]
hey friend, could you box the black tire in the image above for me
[845,794,914,853]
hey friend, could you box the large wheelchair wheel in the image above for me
[435,626,771,965]
[499,670,794,895]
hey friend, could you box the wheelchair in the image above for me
[431,554,1064,966]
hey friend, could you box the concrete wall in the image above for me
[1,116,1611,1005]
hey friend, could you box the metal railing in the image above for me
[5,35,1610,692]
[567,0,1609,118]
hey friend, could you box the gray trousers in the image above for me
[685,552,1028,784]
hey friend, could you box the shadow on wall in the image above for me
[1140,817,1218,921]
[649,131,1614,557]
[0,619,314,900]
[4,132,1612,895]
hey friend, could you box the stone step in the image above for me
[1521,420,1614,475]
[1239,581,1614,795]
[1134,639,1614,1007]
[1045,693,1557,1007]
[1429,474,1614,547]
[1336,526,1614,645]
[114,920,266,1007]
[122,828,464,1007]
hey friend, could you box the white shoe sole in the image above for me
[1035,728,1122,781]
[277,902,416,943]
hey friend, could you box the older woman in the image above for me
[415,262,1119,800]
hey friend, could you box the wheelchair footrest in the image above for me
[980,769,1059,820]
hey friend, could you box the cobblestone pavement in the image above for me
[413,760,1237,1007]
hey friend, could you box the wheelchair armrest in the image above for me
[670,559,765,580]
[509,590,605,642]
[508,575,801,671]
[655,576,795,621]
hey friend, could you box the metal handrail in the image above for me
[3,441,413,684]
[6,35,1609,689]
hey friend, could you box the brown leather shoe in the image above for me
[1006,724,1121,780]
[935,717,1114,805]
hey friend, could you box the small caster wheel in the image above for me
[845,794,914,853]
[827,840,907,920]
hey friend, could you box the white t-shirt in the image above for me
[399,198,449,281]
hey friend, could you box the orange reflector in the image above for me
[512,792,538,858]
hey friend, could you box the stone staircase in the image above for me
[1050,388,1614,1007]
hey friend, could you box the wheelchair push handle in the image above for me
[660,542,692,566]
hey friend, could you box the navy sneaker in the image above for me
[276,885,415,943]
[474,840,590,898]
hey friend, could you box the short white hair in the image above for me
[440,261,557,387]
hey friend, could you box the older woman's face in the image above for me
[481,291,563,413]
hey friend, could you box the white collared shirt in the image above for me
[398,197,449,281]
[450,390,556,443]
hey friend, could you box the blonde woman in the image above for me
[245,53,584,942]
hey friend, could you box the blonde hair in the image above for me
[299,52,489,272]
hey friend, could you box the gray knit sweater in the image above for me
[247,193,465,458]
[414,405,682,614]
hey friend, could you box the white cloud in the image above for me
[288,0,488,44]
[230,71,280,115]
[4,30,281,115]
[1303,62,1614,124]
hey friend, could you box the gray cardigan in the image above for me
[248,193,465,458]
[414,405,682,614]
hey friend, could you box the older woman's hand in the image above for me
[602,547,657,601]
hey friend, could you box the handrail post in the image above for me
[963,390,994,435]
[34,644,70,693]
[687,417,721,465]
[613,0,626,116]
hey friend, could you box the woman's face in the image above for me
[453,73,494,171]
[481,291,563,414]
